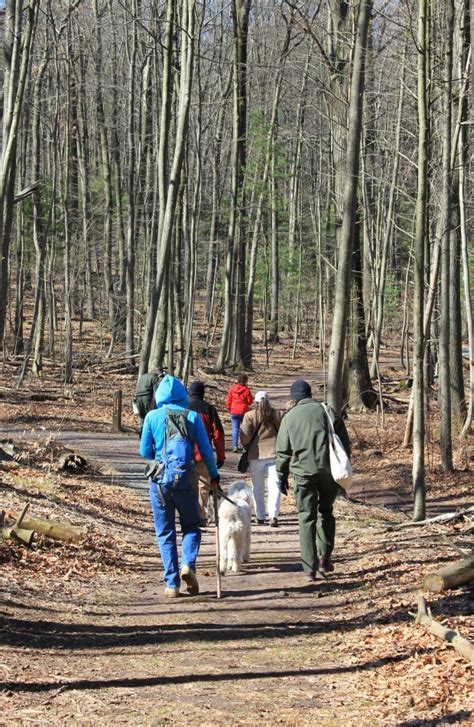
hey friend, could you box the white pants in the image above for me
[248,458,281,520]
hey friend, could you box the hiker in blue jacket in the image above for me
[140,375,220,598]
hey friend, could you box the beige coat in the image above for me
[239,408,282,460]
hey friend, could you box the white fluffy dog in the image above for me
[219,480,253,575]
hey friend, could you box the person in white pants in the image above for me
[239,391,283,527]
[248,458,281,525]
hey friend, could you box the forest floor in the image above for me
[0,341,473,726]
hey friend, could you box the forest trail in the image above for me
[2,375,473,725]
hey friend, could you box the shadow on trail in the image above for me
[0,652,414,694]
[396,713,472,726]
[2,604,410,651]
[0,481,150,533]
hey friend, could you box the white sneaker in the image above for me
[180,565,199,596]
[164,587,180,598]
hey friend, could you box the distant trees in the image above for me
[0,0,472,462]
[0,0,38,347]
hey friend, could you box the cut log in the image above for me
[1,505,34,545]
[56,451,87,472]
[0,441,16,460]
[415,593,474,664]
[1,525,35,547]
[3,508,87,542]
[423,556,474,592]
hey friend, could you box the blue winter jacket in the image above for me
[139,375,218,479]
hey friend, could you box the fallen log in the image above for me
[389,505,474,530]
[415,594,474,664]
[423,556,474,592]
[3,508,87,542]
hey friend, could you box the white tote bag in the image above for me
[321,404,352,489]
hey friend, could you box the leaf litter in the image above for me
[0,350,473,725]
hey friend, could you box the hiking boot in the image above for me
[180,565,199,596]
[269,518,278,528]
[257,519,265,525]
[232,447,239,453]
[305,571,316,583]
[321,556,334,573]
[164,587,180,598]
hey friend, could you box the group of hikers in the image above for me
[137,370,351,598]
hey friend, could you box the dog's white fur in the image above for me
[227,479,255,511]
[219,480,253,575]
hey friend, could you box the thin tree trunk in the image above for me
[412,0,429,521]
[438,0,454,473]
[0,0,38,345]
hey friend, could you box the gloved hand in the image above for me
[210,475,221,491]
[278,475,289,496]
[216,460,225,469]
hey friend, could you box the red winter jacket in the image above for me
[187,397,226,464]
[226,384,253,416]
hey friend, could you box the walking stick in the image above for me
[213,489,221,599]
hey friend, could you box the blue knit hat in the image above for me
[290,379,312,402]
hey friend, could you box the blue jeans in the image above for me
[149,481,201,588]
[230,414,244,449]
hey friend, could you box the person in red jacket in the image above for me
[187,380,226,526]
[226,373,253,452]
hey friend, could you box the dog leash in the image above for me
[202,483,239,507]
[213,489,221,599]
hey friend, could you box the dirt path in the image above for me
[1,378,473,726]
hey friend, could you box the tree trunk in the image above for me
[327,0,372,415]
[140,0,194,376]
[347,216,377,410]
[438,0,454,473]
[0,0,38,344]
[412,0,429,521]
[216,0,251,371]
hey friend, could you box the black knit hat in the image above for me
[188,380,205,399]
[290,379,312,402]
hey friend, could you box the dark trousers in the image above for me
[294,472,338,573]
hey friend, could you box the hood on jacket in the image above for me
[232,383,250,395]
[155,375,189,408]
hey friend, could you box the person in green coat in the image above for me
[135,368,164,433]
[275,379,351,581]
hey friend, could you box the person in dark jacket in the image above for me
[135,368,164,433]
[140,375,220,598]
[276,379,351,581]
[187,380,226,526]
[226,373,253,452]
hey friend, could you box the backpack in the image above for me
[160,409,195,491]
